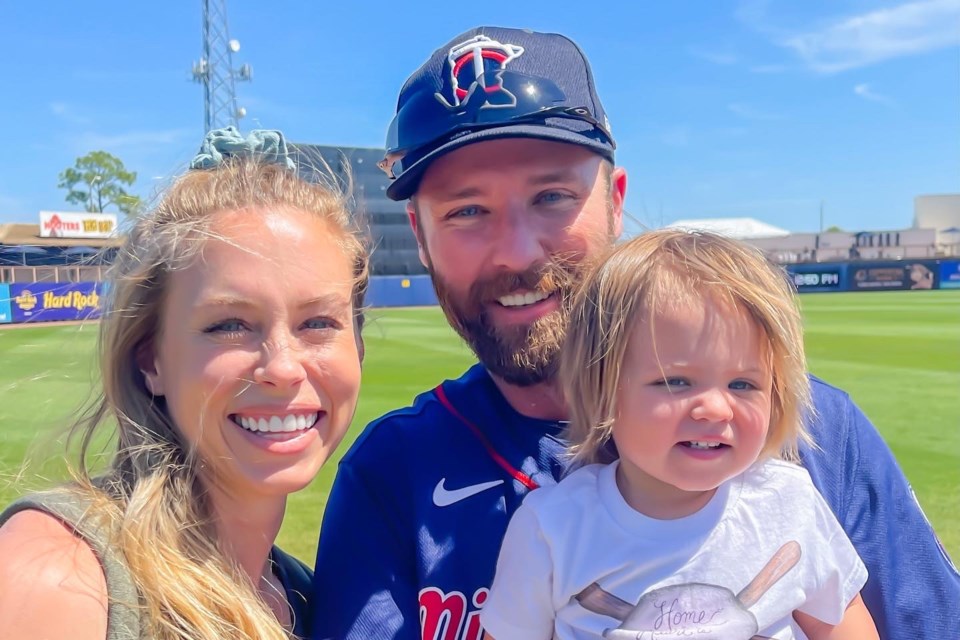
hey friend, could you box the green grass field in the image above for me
[1,291,957,566]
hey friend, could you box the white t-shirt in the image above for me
[481,459,867,640]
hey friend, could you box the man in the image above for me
[312,26,959,640]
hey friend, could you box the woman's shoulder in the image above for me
[0,502,109,639]
[271,546,314,637]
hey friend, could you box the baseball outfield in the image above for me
[0,290,957,565]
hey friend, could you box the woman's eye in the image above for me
[729,379,758,391]
[203,318,248,334]
[303,317,339,331]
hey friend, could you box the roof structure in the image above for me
[664,217,790,240]
[0,223,124,248]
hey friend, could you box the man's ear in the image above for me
[610,166,627,239]
[136,340,164,396]
[406,200,429,268]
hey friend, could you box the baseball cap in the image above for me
[380,26,616,201]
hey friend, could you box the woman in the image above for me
[0,128,368,640]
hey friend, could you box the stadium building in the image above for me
[293,144,426,276]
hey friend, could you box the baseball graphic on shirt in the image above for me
[576,541,801,639]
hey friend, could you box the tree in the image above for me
[824,225,844,232]
[58,151,142,216]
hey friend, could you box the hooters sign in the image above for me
[39,211,118,239]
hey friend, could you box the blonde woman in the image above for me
[482,230,879,639]
[0,128,367,640]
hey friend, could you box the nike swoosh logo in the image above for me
[432,478,504,507]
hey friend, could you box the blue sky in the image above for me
[1,0,957,232]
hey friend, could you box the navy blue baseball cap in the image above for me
[380,26,616,201]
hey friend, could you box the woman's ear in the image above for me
[355,327,366,365]
[136,340,164,396]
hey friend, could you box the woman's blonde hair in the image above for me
[561,229,811,469]
[67,157,368,640]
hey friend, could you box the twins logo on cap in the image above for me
[436,35,525,110]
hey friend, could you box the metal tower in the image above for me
[191,0,252,132]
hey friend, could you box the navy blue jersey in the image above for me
[312,364,960,639]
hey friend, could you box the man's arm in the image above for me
[801,377,960,638]
[311,460,421,640]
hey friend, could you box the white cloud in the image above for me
[783,0,960,73]
[728,103,785,121]
[854,83,895,105]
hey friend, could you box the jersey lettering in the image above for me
[419,587,489,640]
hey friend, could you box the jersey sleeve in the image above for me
[311,459,420,640]
[801,378,960,638]
[480,503,556,640]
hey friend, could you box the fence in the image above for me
[3,262,959,326]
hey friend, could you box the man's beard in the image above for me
[427,255,587,387]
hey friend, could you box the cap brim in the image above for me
[385,124,615,201]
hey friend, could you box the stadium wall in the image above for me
[786,259,958,292]
[0,284,11,324]
[4,265,960,325]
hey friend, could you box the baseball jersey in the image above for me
[311,363,960,640]
[482,460,867,639]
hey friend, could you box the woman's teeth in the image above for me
[234,413,319,433]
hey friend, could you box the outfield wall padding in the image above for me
[939,261,960,289]
[4,262,958,326]
[9,282,104,323]
[365,275,438,308]
[785,259,943,293]
[0,284,11,324]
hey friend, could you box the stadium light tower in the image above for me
[191,0,252,132]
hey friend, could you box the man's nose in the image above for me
[490,207,549,272]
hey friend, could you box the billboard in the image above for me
[787,266,845,293]
[9,282,104,323]
[39,211,118,239]
[940,261,960,289]
[0,284,11,324]
[849,261,939,291]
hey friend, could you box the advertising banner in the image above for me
[849,261,939,291]
[786,266,846,293]
[366,275,438,307]
[939,261,960,290]
[39,211,118,239]
[0,284,11,324]
[10,282,104,323]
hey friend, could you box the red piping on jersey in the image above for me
[434,384,540,491]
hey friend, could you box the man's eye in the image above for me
[537,191,570,205]
[448,206,482,219]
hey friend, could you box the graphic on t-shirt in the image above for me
[575,541,801,639]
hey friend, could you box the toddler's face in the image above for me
[611,296,773,517]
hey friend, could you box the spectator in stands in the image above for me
[0,127,368,640]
